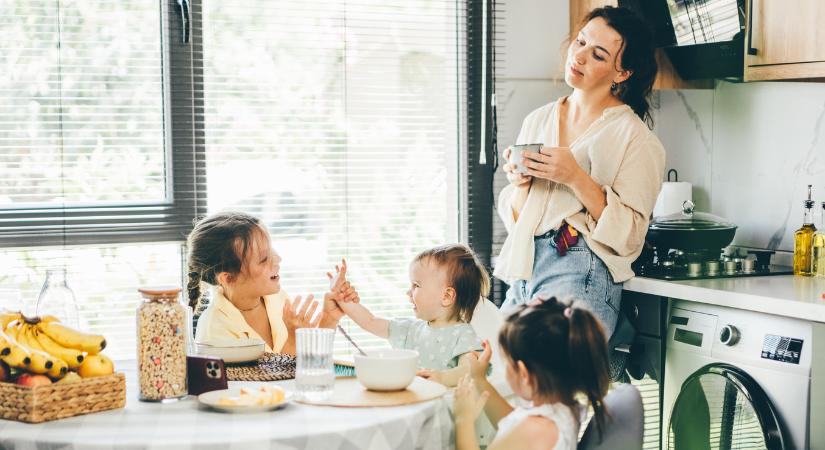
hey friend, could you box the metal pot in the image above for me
[646,201,737,251]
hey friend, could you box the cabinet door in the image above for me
[747,0,825,66]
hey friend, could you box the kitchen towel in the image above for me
[653,181,692,218]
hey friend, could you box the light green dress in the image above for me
[388,318,483,370]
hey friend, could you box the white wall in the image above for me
[494,1,825,259]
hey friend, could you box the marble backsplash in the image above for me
[655,81,825,253]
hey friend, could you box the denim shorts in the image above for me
[502,229,623,337]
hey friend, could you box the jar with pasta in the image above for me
[137,286,188,402]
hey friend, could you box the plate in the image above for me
[198,387,293,413]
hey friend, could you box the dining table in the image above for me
[0,360,455,450]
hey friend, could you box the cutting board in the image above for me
[296,377,447,407]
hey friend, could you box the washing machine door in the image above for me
[667,363,788,450]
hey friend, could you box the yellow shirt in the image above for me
[194,287,289,353]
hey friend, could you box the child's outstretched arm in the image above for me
[338,301,390,338]
[464,340,513,427]
[417,353,473,387]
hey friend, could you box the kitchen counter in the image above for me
[623,275,825,323]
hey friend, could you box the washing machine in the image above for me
[663,300,824,450]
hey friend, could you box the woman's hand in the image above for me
[523,146,586,187]
[283,295,322,332]
[462,340,493,382]
[454,374,490,425]
[502,146,532,188]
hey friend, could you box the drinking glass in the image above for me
[295,328,335,401]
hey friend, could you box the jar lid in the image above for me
[138,286,182,299]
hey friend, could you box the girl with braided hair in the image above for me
[186,211,358,354]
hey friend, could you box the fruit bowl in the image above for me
[0,372,126,423]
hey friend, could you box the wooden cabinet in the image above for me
[569,0,712,89]
[744,0,825,81]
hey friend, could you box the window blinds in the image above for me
[197,0,465,351]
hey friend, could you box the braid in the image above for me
[187,269,202,311]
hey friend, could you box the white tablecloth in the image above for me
[0,362,453,450]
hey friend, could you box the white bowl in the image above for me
[196,338,265,363]
[354,349,419,391]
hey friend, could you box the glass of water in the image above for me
[295,328,335,401]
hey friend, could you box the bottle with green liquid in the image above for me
[812,201,825,278]
[794,185,816,276]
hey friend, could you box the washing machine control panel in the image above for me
[761,334,803,364]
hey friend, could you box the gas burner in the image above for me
[632,246,793,280]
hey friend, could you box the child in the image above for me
[453,297,610,450]
[335,244,490,386]
[187,211,358,355]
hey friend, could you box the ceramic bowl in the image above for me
[354,349,419,391]
[196,338,265,363]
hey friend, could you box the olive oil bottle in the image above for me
[794,185,816,276]
[812,201,825,278]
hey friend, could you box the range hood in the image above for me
[619,0,746,80]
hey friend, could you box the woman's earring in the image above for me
[611,81,617,90]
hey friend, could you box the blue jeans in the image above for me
[502,229,623,337]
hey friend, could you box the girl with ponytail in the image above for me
[454,297,610,450]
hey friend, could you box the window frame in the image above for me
[0,0,492,259]
[0,0,204,249]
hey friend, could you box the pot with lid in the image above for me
[647,201,737,251]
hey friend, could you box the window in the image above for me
[198,0,464,351]
[1,0,490,359]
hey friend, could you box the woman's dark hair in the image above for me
[582,6,658,127]
[186,212,264,310]
[413,243,490,323]
[498,297,611,436]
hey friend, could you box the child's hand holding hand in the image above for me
[283,295,322,331]
[462,340,493,382]
[326,259,360,304]
[454,374,489,425]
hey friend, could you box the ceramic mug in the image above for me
[508,143,543,175]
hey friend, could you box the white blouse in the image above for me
[495,97,666,283]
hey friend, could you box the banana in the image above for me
[39,322,106,354]
[0,312,21,330]
[14,324,57,375]
[0,328,31,368]
[46,355,68,379]
[33,324,84,368]
[40,315,60,324]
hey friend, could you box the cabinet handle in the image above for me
[747,0,758,55]
[633,305,639,319]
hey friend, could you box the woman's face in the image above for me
[564,17,630,92]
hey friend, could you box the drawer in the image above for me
[621,291,666,337]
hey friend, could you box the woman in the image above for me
[495,6,665,341]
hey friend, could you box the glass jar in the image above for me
[35,268,80,327]
[136,286,188,402]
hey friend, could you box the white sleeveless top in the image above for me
[496,402,581,450]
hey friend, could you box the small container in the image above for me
[136,286,187,402]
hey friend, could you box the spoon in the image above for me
[336,324,367,356]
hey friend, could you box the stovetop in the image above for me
[632,247,794,281]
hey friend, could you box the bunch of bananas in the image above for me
[0,312,107,380]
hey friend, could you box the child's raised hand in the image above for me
[462,340,493,381]
[283,295,322,331]
[453,373,489,424]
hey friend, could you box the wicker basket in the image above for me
[0,372,126,423]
